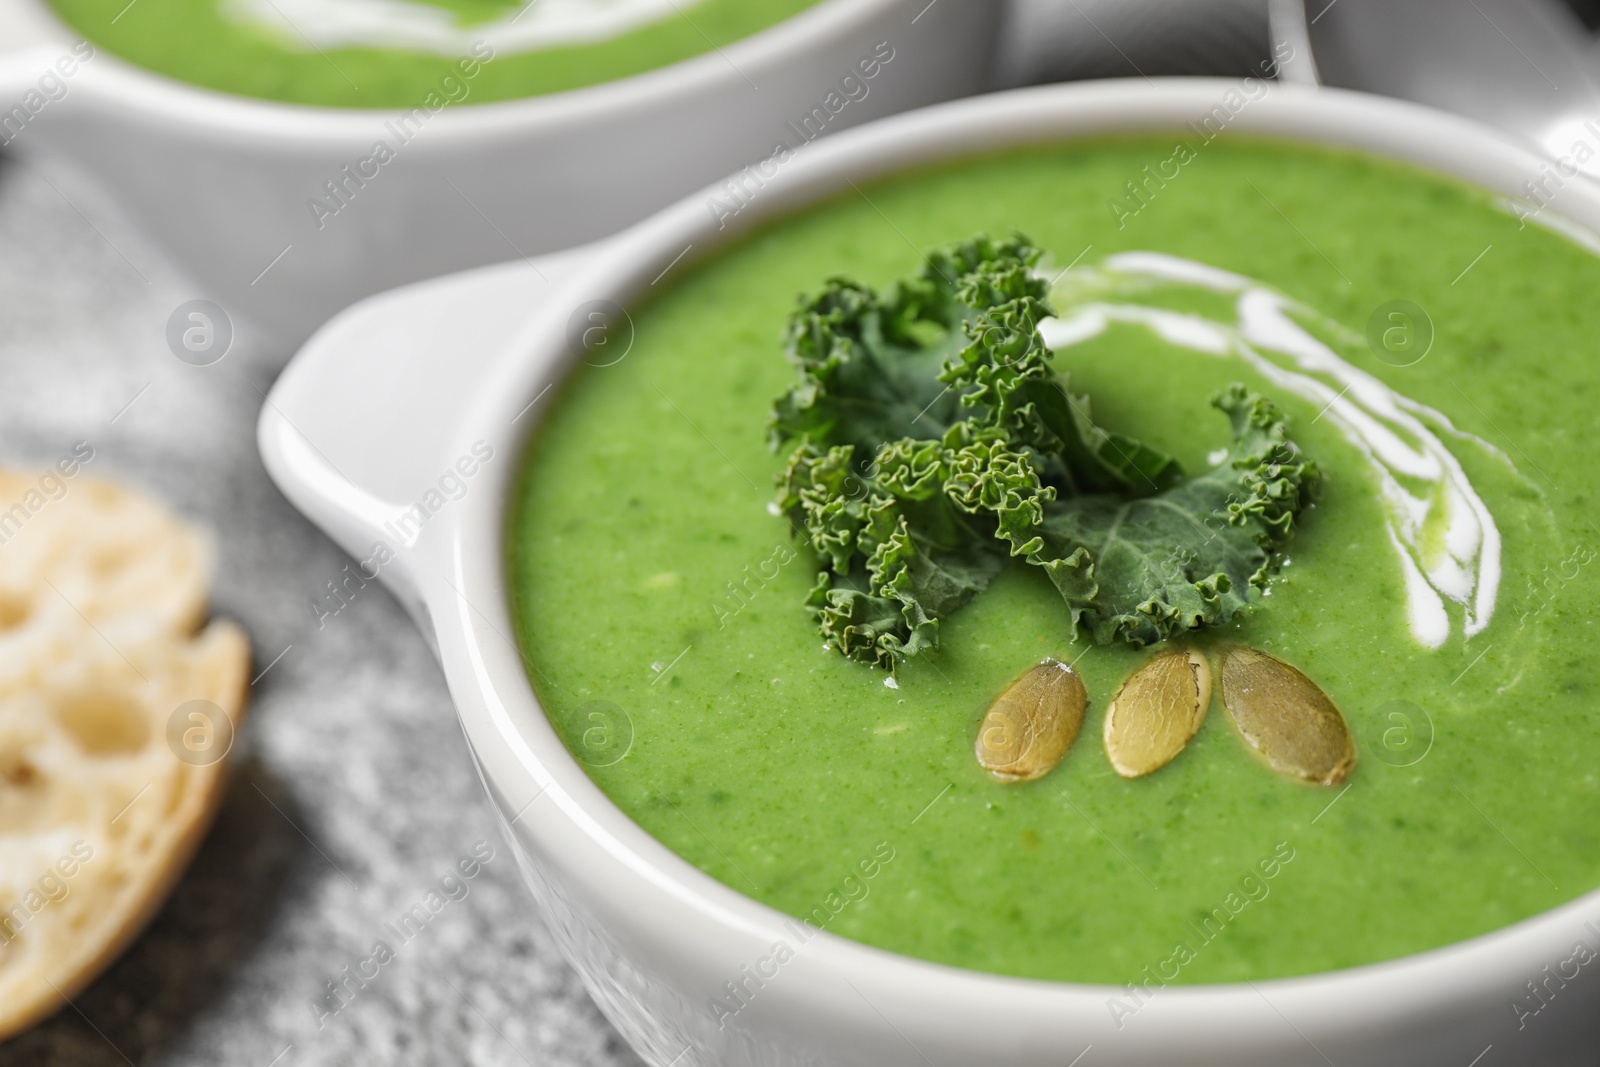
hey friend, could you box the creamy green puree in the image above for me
[509,139,1600,985]
[47,0,815,107]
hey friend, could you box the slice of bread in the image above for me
[0,472,250,1042]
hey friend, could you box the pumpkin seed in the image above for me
[975,659,1087,782]
[1220,646,1355,786]
[1103,649,1211,778]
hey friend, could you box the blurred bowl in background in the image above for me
[0,0,999,345]
[1277,0,1600,175]
[995,0,1274,87]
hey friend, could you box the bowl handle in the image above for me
[258,244,602,625]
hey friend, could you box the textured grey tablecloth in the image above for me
[0,155,645,1067]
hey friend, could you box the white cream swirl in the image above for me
[223,0,704,56]
[1039,253,1513,649]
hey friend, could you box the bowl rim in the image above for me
[429,76,1600,1040]
[0,0,912,136]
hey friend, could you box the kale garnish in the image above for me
[770,234,1319,670]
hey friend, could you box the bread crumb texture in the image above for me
[0,472,249,1041]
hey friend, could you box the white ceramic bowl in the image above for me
[260,80,1600,1065]
[0,0,998,344]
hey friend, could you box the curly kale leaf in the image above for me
[776,432,1053,670]
[1026,386,1319,647]
[767,241,977,457]
[769,233,1318,669]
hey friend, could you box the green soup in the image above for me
[508,138,1600,985]
[48,0,815,107]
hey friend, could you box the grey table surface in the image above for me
[0,154,646,1067]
